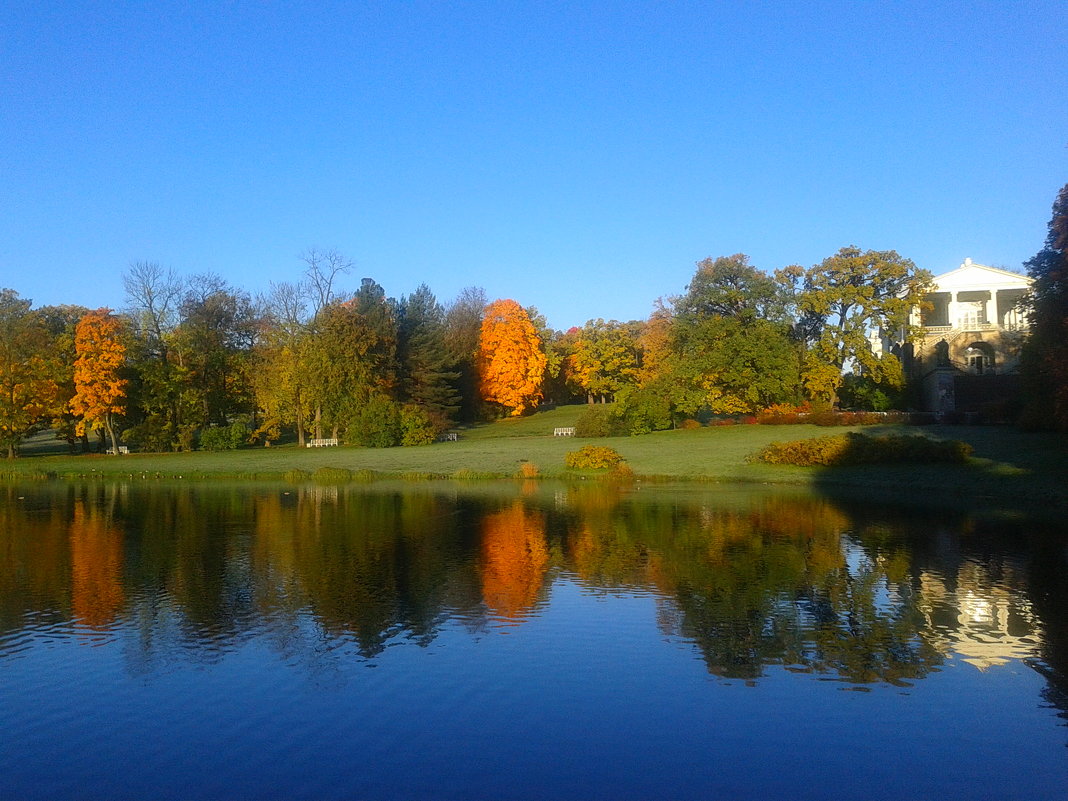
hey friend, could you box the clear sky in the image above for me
[2,1,1065,330]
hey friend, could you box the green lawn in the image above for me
[5,405,1067,508]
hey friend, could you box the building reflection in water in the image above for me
[919,561,1043,670]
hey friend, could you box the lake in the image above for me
[1,479,1066,800]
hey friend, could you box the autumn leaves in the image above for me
[477,299,547,416]
[70,310,127,455]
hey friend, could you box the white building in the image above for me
[882,259,1032,414]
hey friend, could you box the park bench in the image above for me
[106,446,129,454]
[306,438,339,448]
[553,427,575,437]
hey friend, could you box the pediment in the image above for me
[931,261,1032,293]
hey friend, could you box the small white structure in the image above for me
[553,427,575,437]
[306,438,339,447]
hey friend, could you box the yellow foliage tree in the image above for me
[0,289,62,459]
[477,299,547,416]
[70,309,127,454]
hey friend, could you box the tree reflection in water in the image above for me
[0,480,1064,704]
[480,501,549,621]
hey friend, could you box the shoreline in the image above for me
[2,419,1065,513]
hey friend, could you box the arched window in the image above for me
[963,342,995,375]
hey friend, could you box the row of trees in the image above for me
[1,245,939,456]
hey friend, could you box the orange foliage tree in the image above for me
[477,299,547,416]
[70,309,128,454]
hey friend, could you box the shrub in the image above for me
[518,461,540,478]
[200,422,249,451]
[575,406,621,437]
[347,394,401,447]
[608,461,636,482]
[752,432,973,467]
[283,469,311,483]
[565,445,625,469]
[679,418,702,430]
[616,386,673,435]
[756,403,810,425]
[399,404,438,446]
[805,409,908,426]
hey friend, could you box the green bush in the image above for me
[200,422,248,451]
[565,445,626,469]
[617,387,673,435]
[399,404,438,446]
[347,394,401,447]
[283,469,311,483]
[575,406,621,437]
[752,433,973,467]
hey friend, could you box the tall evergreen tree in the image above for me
[444,286,487,422]
[1023,183,1068,430]
[397,285,460,425]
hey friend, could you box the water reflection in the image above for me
[0,481,1064,700]
[480,501,549,621]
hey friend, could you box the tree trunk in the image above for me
[105,414,119,455]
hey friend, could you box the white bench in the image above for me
[553,427,575,437]
[106,446,129,454]
[306,438,339,448]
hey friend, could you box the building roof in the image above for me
[931,258,1032,291]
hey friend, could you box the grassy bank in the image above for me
[4,405,1066,506]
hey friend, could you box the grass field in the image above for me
[4,405,1067,508]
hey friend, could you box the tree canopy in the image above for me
[478,299,547,416]
[797,247,931,402]
[70,309,128,454]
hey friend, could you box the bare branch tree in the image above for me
[123,261,183,359]
[261,280,309,338]
[301,248,352,315]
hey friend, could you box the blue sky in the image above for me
[2,1,1065,330]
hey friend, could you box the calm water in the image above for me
[1,480,1066,800]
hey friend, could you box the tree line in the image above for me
[2,185,1065,459]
